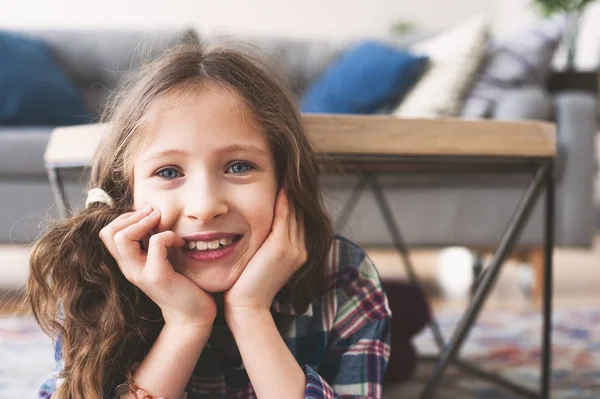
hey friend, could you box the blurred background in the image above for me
[0,0,595,44]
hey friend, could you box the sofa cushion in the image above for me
[240,37,347,98]
[493,86,552,121]
[460,16,564,118]
[300,41,428,114]
[210,32,431,99]
[393,15,489,118]
[0,31,90,126]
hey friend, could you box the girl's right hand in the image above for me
[99,205,216,329]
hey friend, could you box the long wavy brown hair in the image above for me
[26,42,333,399]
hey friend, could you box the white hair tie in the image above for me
[85,188,115,209]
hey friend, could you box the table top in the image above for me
[44,114,556,168]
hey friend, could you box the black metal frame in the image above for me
[330,156,554,399]
[47,154,555,399]
[48,167,71,220]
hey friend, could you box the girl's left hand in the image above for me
[224,188,307,315]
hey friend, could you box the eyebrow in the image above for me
[143,144,269,162]
[217,144,270,157]
[144,149,188,162]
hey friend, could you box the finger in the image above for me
[116,209,161,244]
[272,187,289,233]
[99,208,152,263]
[297,209,305,246]
[113,209,161,271]
[115,203,153,223]
[288,197,297,245]
[297,209,307,265]
[99,205,153,241]
[145,231,186,277]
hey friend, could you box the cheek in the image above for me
[133,186,178,231]
[248,205,274,242]
[242,189,276,242]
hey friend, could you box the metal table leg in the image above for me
[332,162,554,398]
[420,164,551,398]
[334,176,368,233]
[541,165,555,398]
[333,175,447,350]
[46,167,71,219]
[367,176,447,351]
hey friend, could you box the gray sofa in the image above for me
[0,29,597,251]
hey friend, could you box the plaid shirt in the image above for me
[39,235,391,398]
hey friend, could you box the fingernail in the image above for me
[141,204,152,212]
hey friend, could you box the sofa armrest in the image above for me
[492,86,553,121]
[0,127,53,177]
[492,87,597,247]
[553,91,597,247]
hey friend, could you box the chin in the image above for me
[200,280,236,293]
[183,269,240,293]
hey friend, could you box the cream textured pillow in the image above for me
[394,16,489,118]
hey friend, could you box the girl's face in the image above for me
[132,85,278,293]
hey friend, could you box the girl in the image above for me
[27,42,391,399]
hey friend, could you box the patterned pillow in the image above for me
[393,16,489,118]
[460,16,565,118]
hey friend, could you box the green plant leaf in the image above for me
[532,0,596,14]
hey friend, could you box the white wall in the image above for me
[0,0,539,39]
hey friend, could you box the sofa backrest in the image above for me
[208,32,431,99]
[13,28,198,118]
[10,28,428,117]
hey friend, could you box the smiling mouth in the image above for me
[184,235,242,252]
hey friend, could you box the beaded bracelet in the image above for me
[114,370,159,399]
[115,369,187,399]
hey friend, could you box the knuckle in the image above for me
[276,250,287,262]
[101,226,113,238]
[113,232,126,244]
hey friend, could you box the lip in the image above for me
[182,236,241,262]
[181,232,241,241]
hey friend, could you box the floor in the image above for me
[2,233,600,315]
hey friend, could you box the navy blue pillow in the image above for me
[300,41,428,114]
[0,31,90,126]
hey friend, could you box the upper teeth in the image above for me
[186,238,233,250]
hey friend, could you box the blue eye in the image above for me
[156,168,181,179]
[227,162,253,174]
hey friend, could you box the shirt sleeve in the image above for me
[38,337,64,398]
[303,250,392,398]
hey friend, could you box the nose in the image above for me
[183,178,228,223]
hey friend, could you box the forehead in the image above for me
[135,84,270,159]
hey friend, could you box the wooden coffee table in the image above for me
[45,114,556,398]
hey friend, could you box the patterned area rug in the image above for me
[388,308,600,398]
[1,309,599,398]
